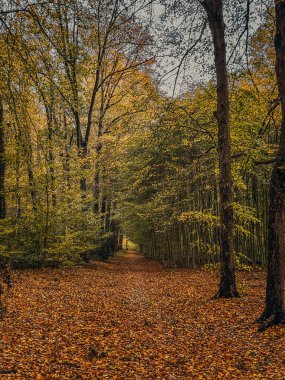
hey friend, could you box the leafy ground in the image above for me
[0,252,285,379]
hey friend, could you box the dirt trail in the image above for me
[0,252,284,379]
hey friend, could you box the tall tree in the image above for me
[0,96,6,219]
[259,0,285,330]
[201,0,238,297]
[28,0,151,195]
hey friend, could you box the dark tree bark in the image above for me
[63,113,72,191]
[0,97,6,219]
[23,125,39,213]
[44,101,56,207]
[93,167,100,214]
[201,0,238,297]
[258,0,285,330]
[93,106,104,214]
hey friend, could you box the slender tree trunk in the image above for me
[93,167,100,214]
[79,144,88,194]
[45,104,56,207]
[258,0,285,330]
[93,120,103,214]
[118,232,123,251]
[63,114,71,191]
[201,0,238,297]
[16,122,39,213]
[44,172,50,251]
[24,127,38,213]
[27,167,38,213]
[15,145,21,218]
[0,98,6,219]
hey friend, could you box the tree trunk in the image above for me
[93,120,103,214]
[45,103,56,207]
[201,0,238,297]
[24,127,39,213]
[63,114,71,191]
[93,167,100,214]
[15,144,21,218]
[118,232,123,251]
[258,0,285,330]
[79,141,88,190]
[0,97,6,219]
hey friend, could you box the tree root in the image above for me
[212,290,239,299]
[0,306,7,319]
[257,313,285,332]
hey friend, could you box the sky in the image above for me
[136,0,271,97]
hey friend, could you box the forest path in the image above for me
[0,253,284,379]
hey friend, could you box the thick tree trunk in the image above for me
[0,98,6,219]
[202,0,238,297]
[258,0,285,330]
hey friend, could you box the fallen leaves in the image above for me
[0,252,284,379]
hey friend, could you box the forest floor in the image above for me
[0,252,284,379]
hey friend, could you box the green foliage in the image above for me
[178,211,220,226]
[0,3,278,270]
[0,209,104,268]
[115,61,277,268]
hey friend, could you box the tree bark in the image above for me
[93,114,104,214]
[201,0,238,297]
[45,102,56,207]
[258,0,285,330]
[0,97,6,219]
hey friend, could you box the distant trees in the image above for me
[0,0,154,267]
[116,2,279,277]
[116,79,274,268]
[149,0,265,297]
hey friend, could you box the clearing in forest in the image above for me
[0,252,284,379]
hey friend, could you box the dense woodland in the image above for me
[0,1,276,264]
[1,0,285,378]
[0,0,285,334]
